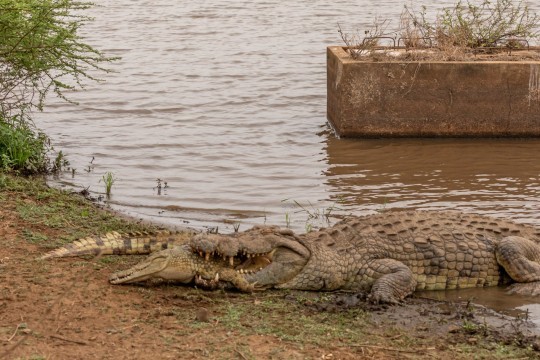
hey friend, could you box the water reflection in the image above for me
[324,137,540,225]
[419,287,540,328]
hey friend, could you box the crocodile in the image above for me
[41,210,540,303]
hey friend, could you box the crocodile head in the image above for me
[109,226,311,291]
[109,245,204,284]
[188,225,310,289]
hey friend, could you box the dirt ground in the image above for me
[1,178,540,359]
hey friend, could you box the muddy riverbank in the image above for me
[1,174,539,359]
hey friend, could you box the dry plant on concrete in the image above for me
[338,17,391,59]
[434,0,538,48]
[402,0,539,53]
[340,0,540,61]
[399,7,430,48]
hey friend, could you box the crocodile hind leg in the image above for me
[367,259,417,304]
[496,236,540,296]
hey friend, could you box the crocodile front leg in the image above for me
[496,236,540,296]
[366,259,417,304]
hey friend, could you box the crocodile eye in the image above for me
[152,255,165,261]
[143,253,168,265]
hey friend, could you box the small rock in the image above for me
[196,307,210,322]
[448,325,461,333]
[467,337,478,345]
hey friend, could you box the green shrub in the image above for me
[0,116,48,174]
[0,0,115,115]
[0,1,115,174]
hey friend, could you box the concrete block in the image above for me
[327,46,540,137]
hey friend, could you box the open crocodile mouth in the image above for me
[190,246,274,274]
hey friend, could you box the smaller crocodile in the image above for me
[39,229,258,292]
[41,211,540,303]
[109,245,255,292]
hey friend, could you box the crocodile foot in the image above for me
[367,259,417,304]
[367,291,402,305]
[506,281,540,296]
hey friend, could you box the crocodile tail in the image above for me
[38,230,191,260]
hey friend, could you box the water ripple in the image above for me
[36,0,540,232]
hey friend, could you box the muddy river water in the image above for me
[35,1,540,317]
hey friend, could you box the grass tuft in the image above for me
[101,171,116,198]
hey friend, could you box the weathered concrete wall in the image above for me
[327,46,540,137]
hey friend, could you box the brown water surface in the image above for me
[419,287,540,328]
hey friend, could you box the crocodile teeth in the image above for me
[229,256,234,266]
[199,251,203,258]
[205,252,210,261]
[246,253,251,258]
[215,273,219,281]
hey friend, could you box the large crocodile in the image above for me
[41,210,540,303]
